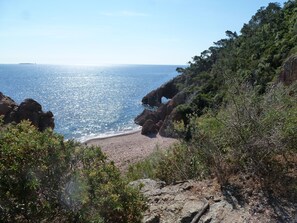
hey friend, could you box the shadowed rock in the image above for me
[130,178,292,223]
[141,119,159,135]
[0,92,17,117]
[0,92,55,131]
[135,109,160,126]
[136,87,189,137]
[142,79,179,107]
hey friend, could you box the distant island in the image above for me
[19,63,36,65]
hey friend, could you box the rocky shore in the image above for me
[135,74,188,137]
[0,92,54,131]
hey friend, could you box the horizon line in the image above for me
[0,62,188,67]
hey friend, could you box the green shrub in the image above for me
[188,83,297,184]
[0,120,146,223]
[76,146,147,223]
[128,83,297,190]
[154,142,210,184]
[126,147,164,182]
[127,142,210,184]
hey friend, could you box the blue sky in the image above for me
[0,0,287,65]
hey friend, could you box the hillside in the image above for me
[136,1,297,137]
[129,1,297,222]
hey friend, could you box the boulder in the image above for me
[135,109,160,126]
[38,111,55,131]
[14,99,55,131]
[15,99,43,126]
[0,92,17,117]
[156,120,164,129]
[179,200,206,223]
[130,178,289,223]
[159,116,174,137]
[137,77,182,136]
[141,119,159,135]
[0,93,55,131]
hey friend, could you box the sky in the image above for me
[0,0,288,65]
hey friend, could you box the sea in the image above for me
[0,64,181,141]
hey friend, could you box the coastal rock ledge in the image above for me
[0,92,54,131]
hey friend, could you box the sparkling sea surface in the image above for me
[0,64,180,141]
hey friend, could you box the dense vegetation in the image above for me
[173,1,296,120]
[128,0,297,199]
[0,120,146,222]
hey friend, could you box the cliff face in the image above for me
[0,92,55,131]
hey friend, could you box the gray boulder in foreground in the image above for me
[130,179,296,223]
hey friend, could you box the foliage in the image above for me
[128,1,297,189]
[174,1,297,121]
[77,146,147,223]
[128,83,297,192]
[126,147,164,182]
[154,142,209,184]
[0,120,146,223]
[126,139,211,184]
[188,83,297,181]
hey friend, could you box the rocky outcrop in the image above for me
[0,92,54,131]
[279,54,297,85]
[135,109,160,126]
[136,87,189,137]
[142,78,180,107]
[141,119,159,135]
[0,93,17,117]
[130,179,296,223]
[135,71,193,137]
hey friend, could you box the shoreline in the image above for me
[85,131,178,172]
[82,127,142,144]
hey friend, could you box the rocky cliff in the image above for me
[0,92,55,131]
[135,74,189,137]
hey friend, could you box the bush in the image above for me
[154,142,210,184]
[127,142,209,184]
[126,147,164,182]
[128,83,297,192]
[187,82,297,185]
[0,120,146,222]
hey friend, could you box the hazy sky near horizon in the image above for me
[0,0,287,65]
